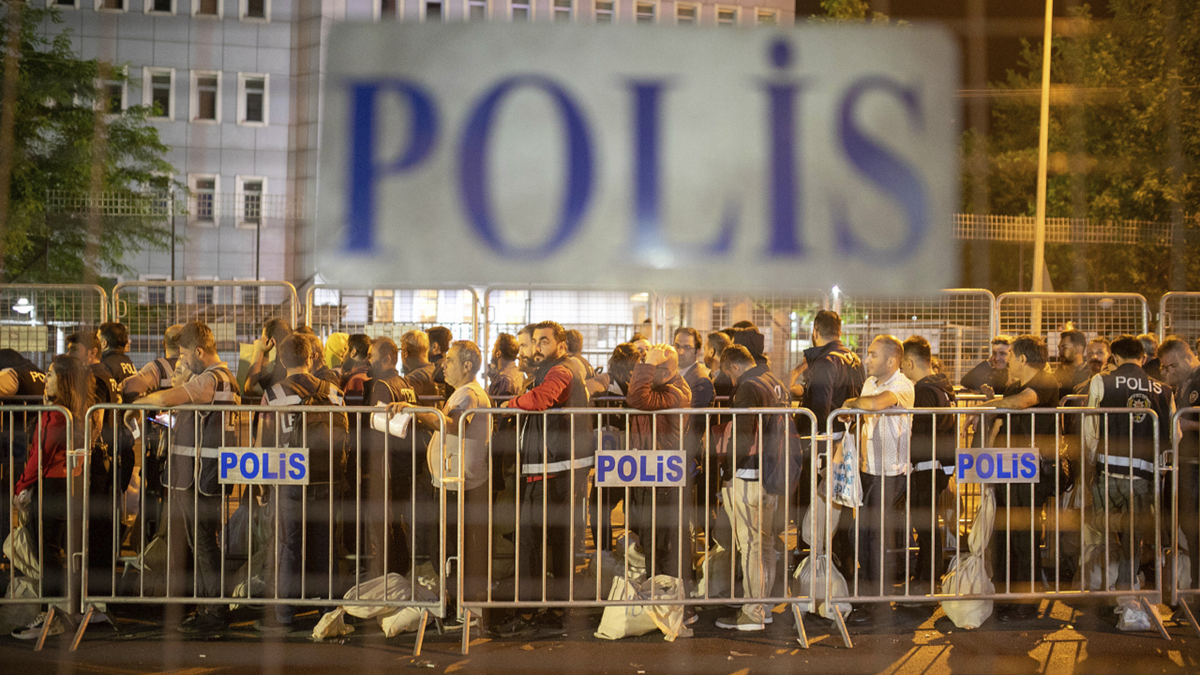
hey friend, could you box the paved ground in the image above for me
[5,599,1200,675]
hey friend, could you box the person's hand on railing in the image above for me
[386,401,413,415]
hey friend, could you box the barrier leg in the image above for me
[413,609,429,656]
[1175,598,1200,638]
[33,606,57,652]
[70,605,94,651]
[832,606,853,649]
[1141,596,1171,641]
[461,609,472,655]
[792,604,808,649]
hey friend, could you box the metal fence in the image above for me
[73,403,448,654]
[111,281,298,371]
[996,293,1150,350]
[1171,407,1200,636]
[305,285,481,345]
[839,289,997,385]
[0,285,109,370]
[1159,293,1200,345]
[484,288,655,369]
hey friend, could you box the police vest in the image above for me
[264,374,347,483]
[168,364,241,495]
[152,356,178,390]
[1097,363,1172,477]
[101,351,138,386]
[13,363,46,397]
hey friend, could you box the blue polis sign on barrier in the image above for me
[316,25,960,295]
[596,450,687,488]
[219,447,310,486]
[956,448,1041,484]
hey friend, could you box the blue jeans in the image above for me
[274,484,333,623]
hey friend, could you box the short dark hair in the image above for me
[533,320,567,344]
[991,335,1014,346]
[0,349,35,371]
[164,324,185,353]
[720,344,755,369]
[278,334,313,369]
[1159,336,1195,361]
[1089,336,1111,348]
[67,330,100,353]
[1010,334,1048,367]
[494,333,519,361]
[263,318,292,344]
[606,343,641,385]
[731,320,757,330]
[673,327,702,351]
[451,340,483,376]
[295,324,315,336]
[303,333,325,363]
[348,333,371,360]
[630,332,648,343]
[903,335,932,365]
[99,322,129,351]
[517,323,536,339]
[372,336,399,364]
[1137,333,1159,354]
[178,322,216,354]
[1059,330,1086,349]
[1110,334,1145,361]
[707,331,732,352]
[813,310,842,340]
[873,335,904,361]
[565,329,584,355]
[428,326,453,354]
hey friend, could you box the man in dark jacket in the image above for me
[960,335,1012,393]
[493,321,592,636]
[790,310,865,437]
[900,336,957,597]
[714,344,797,632]
[1053,329,1090,402]
[99,322,138,387]
[401,330,443,402]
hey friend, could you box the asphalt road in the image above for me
[5,599,1200,675]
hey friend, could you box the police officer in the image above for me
[1084,335,1174,598]
[121,324,183,400]
[99,322,138,388]
[1158,337,1200,590]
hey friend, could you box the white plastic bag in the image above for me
[830,436,863,508]
[940,488,996,629]
[801,489,844,554]
[792,555,851,620]
[369,403,412,439]
[0,577,40,636]
[312,607,354,639]
[692,545,732,599]
[312,573,435,639]
[595,575,691,641]
[2,526,40,580]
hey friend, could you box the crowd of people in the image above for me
[2,310,1199,641]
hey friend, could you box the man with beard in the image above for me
[1158,337,1200,592]
[1054,329,1090,402]
[960,335,1013,393]
[1073,337,1113,395]
[487,333,525,402]
[492,321,592,637]
[706,331,734,403]
[400,330,442,402]
[338,333,372,404]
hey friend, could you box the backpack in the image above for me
[287,381,349,483]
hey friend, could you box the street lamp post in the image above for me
[1030,0,1054,335]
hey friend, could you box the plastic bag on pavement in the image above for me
[940,487,996,629]
[792,555,851,620]
[311,573,436,639]
[595,575,691,641]
[312,607,354,639]
[692,545,731,599]
[801,489,844,554]
[0,577,40,636]
[1116,594,1157,632]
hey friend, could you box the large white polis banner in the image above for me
[317,24,959,294]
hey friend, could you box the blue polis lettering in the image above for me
[344,39,929,263]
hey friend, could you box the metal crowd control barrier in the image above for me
[111,281,299,371]
[1159,292,1200,344]
[1,405,79,651]
[458,407,820,654]
[996,292,1150,343]
[74,403,447,654]
[1171,406,1200,635]
[818,406,1168,648]
[305,285,481,345]
[0,284,109,370]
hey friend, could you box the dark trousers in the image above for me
[165,486,225,613]
[517,469,587,601]
[1180,465,1200,589]
[991,459,1058,595]
[448,485,489,603]
[844,473,907,596]
[627,484,694,583]
[908,469,951,593]
[274,484,334,623]
[26,478,69,599]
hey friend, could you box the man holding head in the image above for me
[841,335,914,624]
[246,318,292,397]
[127,322,241,632]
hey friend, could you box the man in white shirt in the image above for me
[841,335,914,625]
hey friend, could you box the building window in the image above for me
[240,284,260,306]
[191,71,221,123]
[194,0,220,16]
[139,275,171,305]
[424,0,442,20]
[190,174,219,226]
[101,78,125,114]
[373,290,395,323]
[145,0,173,13]
[511,0,529,21]
[241,0,267,19]
[236,176,264,228]
[378,0,396,18]
[717,6,736,26]
[95,0,125,11]
[468,0,486,20]
[196,285,215,305]
[675,3,694,24]
[756,8,776,24]
[238,73,267,125]
[50,0,77,9]
[144,68,174,120]
[635,2,654,24]
[553,0,571,21]
[594,0,612,23]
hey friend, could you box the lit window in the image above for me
[635,2,654,23]
[593,0,612,22]
[373,290,395,323]
[676,4,695,24]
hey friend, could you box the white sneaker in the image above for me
[715,614,765,632]
[11,612,64,641]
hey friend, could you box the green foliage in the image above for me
[0,4,180,284]
[965,0,1200,300]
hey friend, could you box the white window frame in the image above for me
[138,274,172,305]
[552,0,572,22]
[420,0,444,21]
[510,0,530,21]
[237,73,268,126]
[46,0,79,10]
[192,0,223,18]
[593,0,612,23]
[143,67,175,120]
[185,276,219,306]
[466,0,487,20]
[190,70,222,124]
[189,174,220,227]
[94,0,128,12]
[675,2,696,25]
[239,0,269,20]
[634,1,655,24]
[233,277,262,306]
[235,175,266,229]
[144,0,175,14]
[756,8,777,25]
[98,73,127,115]
[375,0,398,20]
[716,5,738,26]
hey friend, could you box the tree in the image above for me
[964,0,1200,302]
[0,2,180,285]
